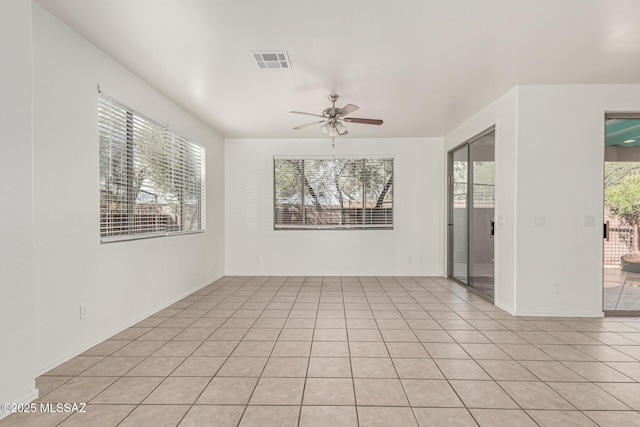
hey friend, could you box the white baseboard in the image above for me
[36,274,223,376]
[513,310,605,318]
[0,388,39,421]
[494,300,515,315]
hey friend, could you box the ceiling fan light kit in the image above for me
[321,121,348,137]
[291,94,383,136]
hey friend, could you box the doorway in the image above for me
[448,127,496,300]
[604,114,640,314]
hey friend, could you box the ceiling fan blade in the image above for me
[293,120,327,130]
[338,104,359,117]
[343,117,383,125]
[290,110,325,118]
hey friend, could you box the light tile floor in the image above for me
[3,276,640,426]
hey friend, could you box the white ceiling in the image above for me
[36,0,640,138]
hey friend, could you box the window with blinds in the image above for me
[99,93,205,242]
[274,156,393,229]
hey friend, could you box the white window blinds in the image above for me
[99,93,205,242]
[274,156,393,229]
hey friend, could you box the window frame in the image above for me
[98,92,206,243]
[273,155,394,230]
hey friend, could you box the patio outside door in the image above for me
[448,128,495,300]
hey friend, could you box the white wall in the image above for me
[225,137,443,276]
[0,0,37,413]
[444,89,519,313]
[32,5,225,373]
[446,84,640,317]
[515,85,640,316]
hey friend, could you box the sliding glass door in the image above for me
[449,146,468,284]
[468,132,496,298]
[448,128,495,300]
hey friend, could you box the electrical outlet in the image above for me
[80,304,88,320]
[552,282,561,293]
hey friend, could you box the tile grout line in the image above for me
[295,276,319,427]
[343,276,360,427]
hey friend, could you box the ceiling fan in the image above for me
[290,94,383,136]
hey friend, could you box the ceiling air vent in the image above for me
[251,51,291,69]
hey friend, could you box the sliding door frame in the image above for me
[447,126,496,302]
[603,112,640,316]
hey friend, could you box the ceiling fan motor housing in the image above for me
[323,107,340,118]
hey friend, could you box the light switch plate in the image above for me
[583,216,595,227]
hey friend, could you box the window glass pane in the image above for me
[99,93,205,242]
[274,157,393,230]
